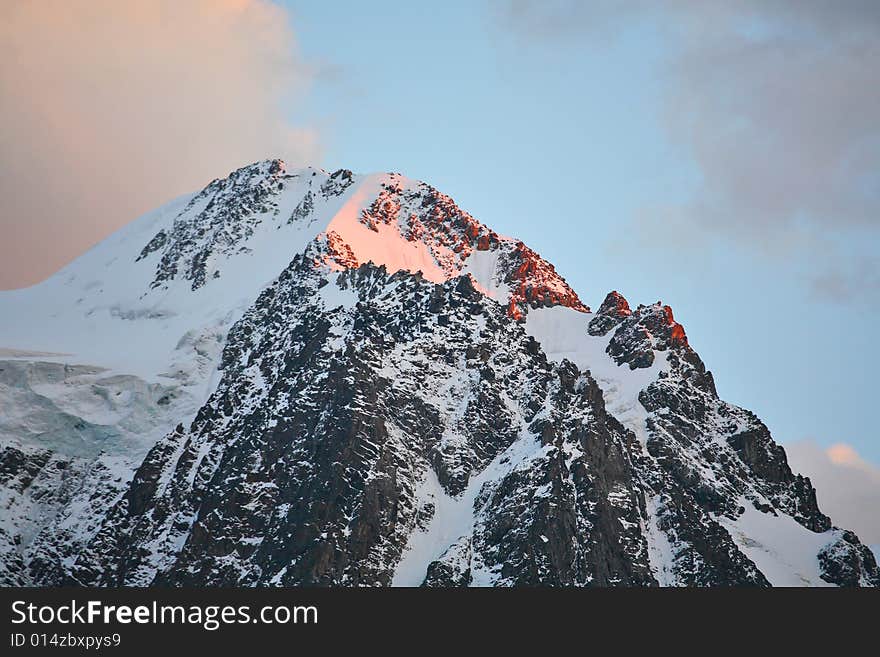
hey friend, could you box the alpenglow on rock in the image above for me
[0,160,877,587]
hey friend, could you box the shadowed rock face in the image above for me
[33,255,874,587]
[59,257,653,586]
[588,291,631,337]
[818,532,880,587]
[2,161,877,587]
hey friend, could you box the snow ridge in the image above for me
[0,160,877,587]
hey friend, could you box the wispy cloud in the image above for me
[501,1,880,300]
[786,440,880,545]
[0,0,319,289]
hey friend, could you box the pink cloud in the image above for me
[0,0,319,289]
[786,440,880,545]
[826,443,866,468]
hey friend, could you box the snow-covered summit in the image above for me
[1,160,877,588]
[0,159,585,381]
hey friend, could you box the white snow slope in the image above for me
[0,159,859,587]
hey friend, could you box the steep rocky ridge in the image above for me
[1,160,876,587]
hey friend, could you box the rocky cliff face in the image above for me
[1,160,877,587]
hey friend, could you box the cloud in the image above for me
[785,440,880,545]
[665,2,880,232]
[826,443,864,467]
[0,0,319,289]
[501,1,880,299]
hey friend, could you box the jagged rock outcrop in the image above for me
[0,444,129,586]
[818,531,880,587]
[1,159,876,587]
[588,291,631,336]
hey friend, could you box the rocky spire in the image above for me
[588,290,632,336]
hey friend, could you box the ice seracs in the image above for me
[1,159,877,587]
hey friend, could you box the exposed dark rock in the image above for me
[588,291,631,336]
[3,161,876,588]
[422,538,472,587]
[819,531,880,587]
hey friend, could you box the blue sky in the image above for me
[279,1,879,464]
[0,0,875,472]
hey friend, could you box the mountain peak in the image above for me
[2,158,878,588]
[641,302,688,348]
[599,290,632,317]
[130,161,588,320]
[588,290,631,336]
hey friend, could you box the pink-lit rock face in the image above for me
[662,304,688,347]
[307,166,589,319]
[127,159,590,320]
[318,231,359,271]
[6,157,877,589]
[504,242,590,318]
[3,159,593,383]
[597,291,632,319]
